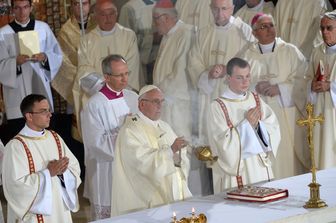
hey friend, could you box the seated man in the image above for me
[2,94,81,223]
[111,85,192,216]
[207,58,281,193]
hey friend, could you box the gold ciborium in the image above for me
[194,145,218,163]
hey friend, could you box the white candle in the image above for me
[192,207,195,214]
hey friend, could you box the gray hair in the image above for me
[153,7,178,19]
[101,54,127,75]
[227,57,250,76]
[252,14,275,30]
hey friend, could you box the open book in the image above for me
[227,186,288,202]
[18,31,40,57]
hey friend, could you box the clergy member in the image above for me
[52,0,96,140]
[81,54,138,220]
[188,0,254,145]
[175,0,214,31]
[208,58,280,193]
[308,11,336,170]
[234,0,274,25]
[2,94,81,223]
[118,0,159,85]
[74,0,140,139]
[274,0,329,58]
[0,0,63,145]
[111,85,191,216]
[238,13,308,179]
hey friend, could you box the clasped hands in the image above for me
[171,136,188,153]
[255,81,280,97]
[246,107,261,129]
[47,157,69,177]
[16,53,47,65]
[311,80,330,93]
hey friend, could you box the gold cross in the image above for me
[297,103,324,183]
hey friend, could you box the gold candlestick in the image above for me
[297,103,327,208]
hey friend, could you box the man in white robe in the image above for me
[188,0,254,145]
[274,0,330,58]
[175,0,214,31]
[0,0,62,144]
[208,58,280,193]
[111,85,191,216]
[74,0,140,138]
[153,0,201,194]
[118,0,158,86]
[238,13,308,179]
[308,12,336,170]
[234,0,274,25]
[2,94,81,223]
[81,55,138,220]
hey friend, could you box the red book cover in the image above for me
[316,61,326,82]
[227,186,289,203]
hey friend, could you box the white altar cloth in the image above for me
[92,168,336,223]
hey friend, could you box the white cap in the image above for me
[138,85,160,97]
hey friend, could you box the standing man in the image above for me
[51,0,96,178]
[3,94,81,223]
[74,0,140,138]
[111,85,191,216]
[118,0,159,85]
[175,0,214,30]
[308,12,336,170]
[208,58,280,193]
[0,0,63,145]
[239,13,308,179]
[188,0,254,145]
[81,55,138,220]
[274,0,329,58]
[234,0,274,25]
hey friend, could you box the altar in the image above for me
[92,168,336,223]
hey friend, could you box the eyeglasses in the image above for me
[321,25,336,32]
[29,109,51,115]
[255,23,275,31]
[141,98,165,106]
[153,14,166,20]
[108,71,130,78]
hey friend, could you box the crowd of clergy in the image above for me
[0,0,336,222]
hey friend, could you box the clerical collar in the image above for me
[99,84,123,100]
[217,16,234,29]
[258,41,276,54]
[221,88,247,100]
[248,0,264,10]
[326,44,336,54]
[9,19,35,32]
[137,111,159,127]
[98,25,116,36]
[166,20,182,37]
[19,124,45,137]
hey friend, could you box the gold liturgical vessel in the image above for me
[194,145,218,163]
[171,209,207,223]
[297,103,327,208]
